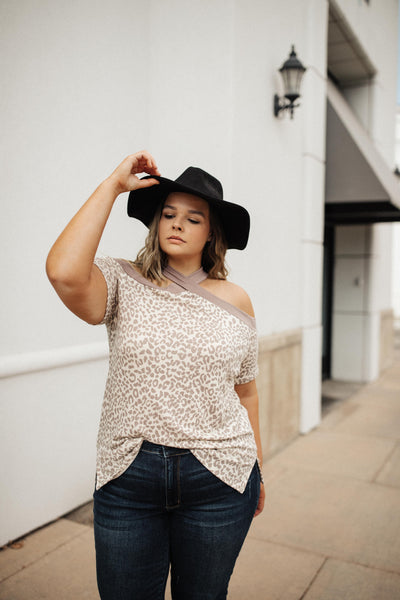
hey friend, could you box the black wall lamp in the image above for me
[274,46,307,119]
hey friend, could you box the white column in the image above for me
[299,0,329,432]
[332,223,394,382]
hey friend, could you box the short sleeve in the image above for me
[93,256,119,325]
[234,329,259,385]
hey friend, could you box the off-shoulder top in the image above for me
[93,256,259,493]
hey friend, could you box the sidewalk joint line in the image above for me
[370,441,400,484]
[248,535,325,560]
[0,524,92,584]
[247,535,400,577]
[298,557,328,600]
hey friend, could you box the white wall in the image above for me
[1,0,151,356]
[0,357,107,545]
[231,0,307,336]
[1,0,323,543]
[0,0,152,545]
[393,109,400,326]
[334,0,398,163]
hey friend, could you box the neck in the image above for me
[166,257,203,276]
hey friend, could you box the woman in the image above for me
[46,150,265,600]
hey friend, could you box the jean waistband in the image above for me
[141,440,191,457]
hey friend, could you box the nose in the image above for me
[172,219,183,231]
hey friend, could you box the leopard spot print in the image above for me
[93,256,259,493]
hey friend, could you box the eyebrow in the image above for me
[163,204,206,218]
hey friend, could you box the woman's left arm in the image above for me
[235,379,265,517]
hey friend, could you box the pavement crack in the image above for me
[298,557,328,600]
[370,441,399,483]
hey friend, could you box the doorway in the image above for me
[322,223,334,380]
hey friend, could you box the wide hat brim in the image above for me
[127,173,250,250]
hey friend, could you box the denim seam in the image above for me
[176,455,181,506]
[164,456,168,508]
[141,449,190,457]
[164,455,182,511]
[169,451,190,457]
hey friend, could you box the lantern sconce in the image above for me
[274,45,307,119]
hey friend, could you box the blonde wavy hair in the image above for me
[133,201,228,285]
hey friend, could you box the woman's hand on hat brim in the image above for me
[107,151,160,196]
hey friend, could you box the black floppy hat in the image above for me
[127,167,250,250]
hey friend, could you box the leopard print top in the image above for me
[93,256,259,493]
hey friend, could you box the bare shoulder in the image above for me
[201,278,255,317]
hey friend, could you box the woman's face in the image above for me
[158,192,211,264]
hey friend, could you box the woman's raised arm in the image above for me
[46,151,160,324]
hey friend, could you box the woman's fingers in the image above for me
[135,177,160,190]
[254,483,265,517]
[130,150,160,176]
[108,151,160,194]
[127,150,160,191]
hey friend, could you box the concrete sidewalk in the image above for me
[1,345,400,600]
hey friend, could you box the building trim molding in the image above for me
[258,329,302,353]
[0,342,109,379]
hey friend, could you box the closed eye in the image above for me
[162,212,200,224]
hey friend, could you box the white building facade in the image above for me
[393,108,400,327]
[1,0,399,545]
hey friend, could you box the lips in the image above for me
[168,236,185,242]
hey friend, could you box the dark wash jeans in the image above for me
[93,441,260,600]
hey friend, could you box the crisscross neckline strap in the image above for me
[162,264,208,287]
[115,259,256,329]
